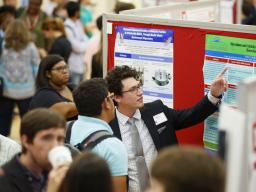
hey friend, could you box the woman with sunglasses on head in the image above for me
[29,54,77,120]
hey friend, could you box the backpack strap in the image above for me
[65,120,75,143]
[74,130,114,151]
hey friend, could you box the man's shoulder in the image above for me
[96,136,124,151]
[64,19,75,27]
[144,100,164,107]
[0,156,32,192]
[94,137,128,176]
[94,136,126,160]
[1,156,20,174]
[142,100,165,112]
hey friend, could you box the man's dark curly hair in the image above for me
[106,65,140,96]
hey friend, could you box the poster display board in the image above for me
[103,13,256,145]
[114,26,174,106]
[218,104,247,192]
[219,77,256,192]
[203,34,256,150]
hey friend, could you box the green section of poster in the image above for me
[204,34,256,151]
[206,34,256,57]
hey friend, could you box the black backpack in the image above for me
[65,120,115,152]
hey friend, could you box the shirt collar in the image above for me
[77,115,113,134]
[116,108,141,126]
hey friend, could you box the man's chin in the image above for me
[138,102,144,108]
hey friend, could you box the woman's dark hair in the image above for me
[36,54,65,89]
[114,1,135,13]
[65,1,79,18]
[58,152,113,192]
[96,15,103,31]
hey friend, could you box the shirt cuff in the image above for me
[207,92,221,105]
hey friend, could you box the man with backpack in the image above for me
[68,78,128,192]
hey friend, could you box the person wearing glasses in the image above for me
[69,78,128,192]
[106,65,228,192]
[29,54,77,120]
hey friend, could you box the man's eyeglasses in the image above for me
[51,65,69,73]
[122,83,143,94]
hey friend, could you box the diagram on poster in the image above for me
[114,26,174,107]
[203,34,256,150]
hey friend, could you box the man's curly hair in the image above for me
[106,65,140,96]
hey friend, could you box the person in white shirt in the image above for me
[64,1,89,86]
[0,134,21,166]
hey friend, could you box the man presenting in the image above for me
[106,65,227,192]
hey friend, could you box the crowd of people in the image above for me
[0,62,227,192]
[0,0,136,135]
[0,0,234,191]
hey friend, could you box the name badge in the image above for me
[153,112,167,125]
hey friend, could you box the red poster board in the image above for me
[106,20,256,146]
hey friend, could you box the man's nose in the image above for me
[137,87,143,95]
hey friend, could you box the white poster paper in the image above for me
[114,26,174,107]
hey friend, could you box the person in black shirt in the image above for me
[0,108,66,192]
[29,55,77,120]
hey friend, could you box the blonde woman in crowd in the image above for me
[0,19,40,136]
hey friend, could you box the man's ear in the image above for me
[46,71,51,79]
[20,135,31,151]
[102,98,111,110]
[113,95,121,104]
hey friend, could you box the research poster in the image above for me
[114,26,174,107]
[203,34,256,150]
